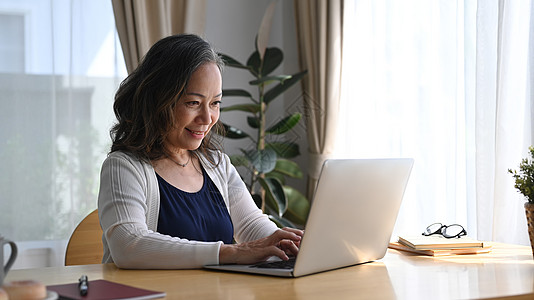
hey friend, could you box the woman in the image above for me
[97,34,302,269]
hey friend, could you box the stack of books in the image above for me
[389,235,492,256]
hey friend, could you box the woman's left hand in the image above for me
[277,227,304,256]
[218,227,304,265]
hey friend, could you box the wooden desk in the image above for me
[6,242,534,299]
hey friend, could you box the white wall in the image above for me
[205,0,309,194]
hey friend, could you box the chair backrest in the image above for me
[65,209,103,266]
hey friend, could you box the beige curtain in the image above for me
[112,0,207,73]
[294,0,343,198]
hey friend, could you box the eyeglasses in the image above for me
[422,223,467,239]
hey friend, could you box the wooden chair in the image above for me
[65,209,103,266]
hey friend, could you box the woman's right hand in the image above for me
[219,228,303,265]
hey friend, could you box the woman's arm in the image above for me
[219,227,303,264]
[98,152,221,269]
[216,154,304,263]
[220,154,281,242]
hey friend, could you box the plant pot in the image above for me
[525,202,534,256]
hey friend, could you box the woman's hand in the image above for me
[219,227,304,265]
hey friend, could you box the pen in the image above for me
[78,275,88,296]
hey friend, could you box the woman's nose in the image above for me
[197,106,212,124]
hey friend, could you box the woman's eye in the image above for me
[186,101,200,106]
[212,100,222,106]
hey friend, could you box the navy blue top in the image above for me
[156,167,234,244]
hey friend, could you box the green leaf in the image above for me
[258,177,287,216]
[266,141,300,158]
[242,148,277,173]
[265,171,286,185]
[266,113,302,135]
[509,146,534,202]
[264,70,308,104]
[251,194,263,210]
[256,0,277,60]
[262,47,283,76]
[222,123,250,139]
[219,53,249,70]
[223,89,253,98]
[268,214,296,228]
[282,186,310,225]
[272,159,303,178]
[256,181,278,215]
[247,116,260,129]
[221,103,261,114]
[229,154,249,167]
[247,51,261,77]
[249,75,291,86]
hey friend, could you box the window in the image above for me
[0,13,25,72]
[338,0,532,244]
[0,0,126,269]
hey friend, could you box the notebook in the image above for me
[388,242,492,256]
[397,235,484,250]
[204,158,414,277]
[47,279,165,300]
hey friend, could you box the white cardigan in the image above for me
[97,150,278,269]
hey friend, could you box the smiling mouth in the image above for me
[186,128,206,136]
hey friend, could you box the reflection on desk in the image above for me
[5,242,534,300]
[386,242,534,299]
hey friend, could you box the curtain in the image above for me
[338,0,532,245]
[112,0,207,73]
[0,0,126,269]
[293,0,344,198]
[475,0,533,243]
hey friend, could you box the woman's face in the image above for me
[166,62,222,152]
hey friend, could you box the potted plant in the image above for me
[218,1,310,228]
[508,145,534,255]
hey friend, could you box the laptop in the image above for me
[204,158,414,277]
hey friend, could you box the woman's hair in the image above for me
[110,34,225,165]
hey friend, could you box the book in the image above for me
[389,242,492,256]
[397,235,484,250]
[47,279,165,300]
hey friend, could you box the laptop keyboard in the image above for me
[250,257,296,269]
